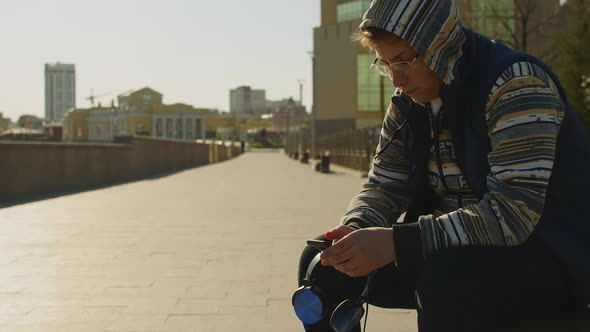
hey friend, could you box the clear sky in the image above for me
[0,0,320,121]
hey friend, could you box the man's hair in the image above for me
[352,27,400,50]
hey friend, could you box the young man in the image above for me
[297,0,590,331]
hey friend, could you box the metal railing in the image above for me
[285,127,381,174]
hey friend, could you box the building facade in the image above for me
[0,113,11,132]
[62,108,91,142]
[45,63,76,122]
[229,86,267,115]
[16,115,44,130]
[268,98,309,133]
[63,87,207,142]
[313,0,395,139]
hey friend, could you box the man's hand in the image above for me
[320,225,396,277]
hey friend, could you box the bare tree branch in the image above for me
[489,2,518,46]
[482,0,561,55]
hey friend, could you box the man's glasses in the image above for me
[370,55,418,77]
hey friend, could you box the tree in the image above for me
[552,0,590,132]
[459,0,561,60]
[497,0,559,54]
[459,0,590,130]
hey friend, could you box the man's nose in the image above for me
[390,70,408,87]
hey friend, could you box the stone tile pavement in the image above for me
[0,150,417,332]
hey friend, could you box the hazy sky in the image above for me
[0,0,569,122]
[0,0,319,121]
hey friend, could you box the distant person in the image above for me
[294,0,590,331]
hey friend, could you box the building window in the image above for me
[185,119,193,139]
[166,119,173,137]
[357,54,396,112]
[337,0,372,23]
[175,119,183,139]
[195,119,202,139]
[156,119,164,137]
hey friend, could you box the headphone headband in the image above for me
[306,252,322,281]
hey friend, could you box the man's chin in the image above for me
[411,96,428,105]
[411,93,437,105]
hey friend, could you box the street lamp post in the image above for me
[297,79,304,155]
[286,98,294,155]
[308,51,318,158]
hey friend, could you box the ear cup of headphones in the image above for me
[292,284,327,324]
[330,298,366,332]
[293,253,328,324]
[293,251,367,326]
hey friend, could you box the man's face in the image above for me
[372,36,442,104]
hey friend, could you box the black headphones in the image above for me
[292,252,368,332]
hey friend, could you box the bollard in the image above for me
[321,151,330,174]
[301,150,309,164]
[314,153,322,172]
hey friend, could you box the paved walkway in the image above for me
[0,151,417,332]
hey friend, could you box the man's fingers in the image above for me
[335,262,370,278]
[325,225,354,240]
[322,245,355,266]
[334,257,359,274]
[320,235,355,262]
[334,257,370,277]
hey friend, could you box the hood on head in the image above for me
[360,0,465,85]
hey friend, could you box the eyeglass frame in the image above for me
[370,55,419,77]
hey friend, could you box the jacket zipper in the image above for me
[430,107,465,208]
[429,107,450,191]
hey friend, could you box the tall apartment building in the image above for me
[313,0,395,139]
[229,86,266,115]
[45,63,76,122]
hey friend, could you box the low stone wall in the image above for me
[0,136,242,204]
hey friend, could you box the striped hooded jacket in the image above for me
[341,0,590,306]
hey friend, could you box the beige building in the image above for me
[313,0,395,139]
[0,113,11,132]
[151,106,207,142]
[118,87,162,112]
[63,87,208,142]
[63,107,91,142]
